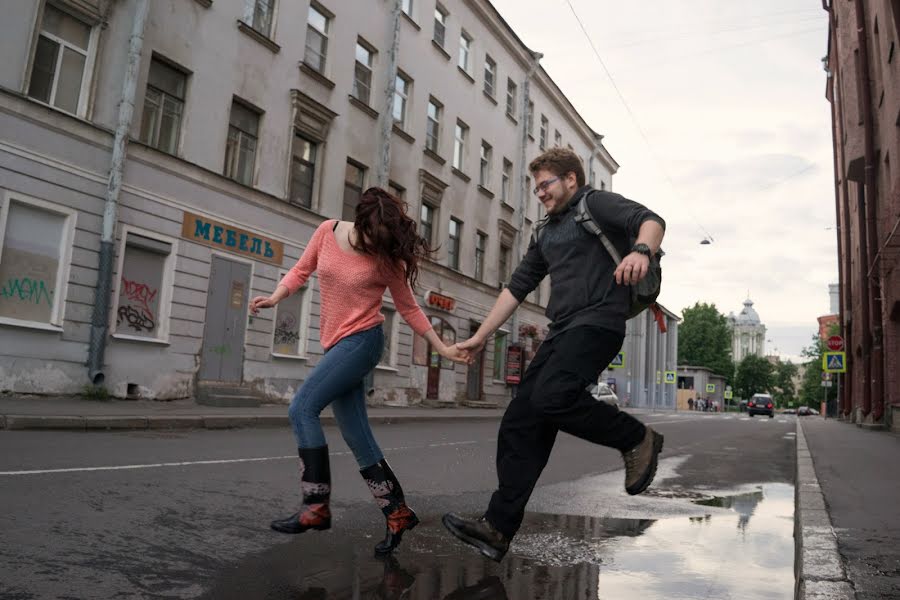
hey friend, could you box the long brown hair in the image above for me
[351,187,434,289]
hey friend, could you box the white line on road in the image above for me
[0,440,481,476]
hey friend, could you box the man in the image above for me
[442,147,666,562]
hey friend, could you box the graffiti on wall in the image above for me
[116,277,158,333]
[0,277,53,305]
[274,312,300,348]
[0,248,58,322]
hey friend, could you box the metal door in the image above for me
[199,256,250,382]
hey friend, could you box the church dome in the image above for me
[734,298,761,325]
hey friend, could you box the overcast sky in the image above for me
[491,0,836,362]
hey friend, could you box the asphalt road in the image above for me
[0,411,797,599]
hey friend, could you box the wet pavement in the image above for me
[201,483,794,600]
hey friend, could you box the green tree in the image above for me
[678,302,734,382]
[798,334,838,408]
[734,354,773,400]
[771,359,799,406]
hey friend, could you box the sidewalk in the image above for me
[0,394,507,431]
[795,417,900,600]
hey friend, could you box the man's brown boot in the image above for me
[442,513,509,562]
[622,426,664,495]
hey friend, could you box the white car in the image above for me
[589,381,619,405]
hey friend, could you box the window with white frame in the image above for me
[353,40,375,105]
[433,4,447,48]
[0,195,75,327]
[554,130,562,147]
[420,203,435,246]
[453,120,468,171]
[343,159,366,221]
[247,0,276,38]
[498,242,510,284]
[539,114,548,150]
[272,278,308,356]
[380,307,396,365]
[484,55,496,97]
[28,4,94,116]
[501,158,512,203]
[506,78,517,118]
[305,4,330,73]
[425,97,442,153]
[113,231,175,340]
[401,0,413,17]
[448,217,461,270]
[224,99,260,186]
[458,31,472,73]
[388,181,405,200]
[139,57,187,155]
[474,231,486,281]
[290,132,317,208]
[479,140,492,187]
[392,71,411,128]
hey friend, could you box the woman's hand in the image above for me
[439,343,471,365]
[249,295,277,315]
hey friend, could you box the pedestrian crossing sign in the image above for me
[724,390,733,400]
[706,383,716,393]
[609,352,625,369]
[664,371,676,384]
[823,351,846,373]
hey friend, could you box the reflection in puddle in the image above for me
[203,483,793,599]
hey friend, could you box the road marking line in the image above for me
[0,440,482,477]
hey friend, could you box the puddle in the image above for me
[202,483,794,599]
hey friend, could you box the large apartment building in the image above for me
[0,0,623,406]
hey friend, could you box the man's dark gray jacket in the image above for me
[506,186,666,338]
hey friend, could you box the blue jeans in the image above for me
[288,325,385,468]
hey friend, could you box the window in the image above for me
[420,203,435,246]
[453,120,468,170]
[343,160,366,220]
[224,100,260,186]
[506,78,517,118]
[392,72,411,128]
[539,115,548,150]
[290,133,317,208]
[501,159,512,203]
[413,316,455,368]
[600,180,606,191]
[305,4,329,73]
[484,55,496,97]
[527,100,534,134]
[402,0,413,17]
[273,278,308,356]
[448,217,462,269]
[425,98,442,153]
[499,243,510,283]
[493,330,508,380]
[458,31,472,73]
[113,230,176,341]
[248,0,276,38]
[433,4,447,48]
[474,232,486,281]
[0,195,75,327]
[28,4,94,115]
[139,57,186,155]
[479,141,492,187]
[353,40,375,105]
[380,308,396,365]
[554,130,562,147]
[388,181,405,200]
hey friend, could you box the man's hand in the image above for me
[614,252,650,285]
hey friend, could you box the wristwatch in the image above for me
[631,243,652,258]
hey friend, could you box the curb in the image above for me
[0,413,503,431]
[794,419,855,600]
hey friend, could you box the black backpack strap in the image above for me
[575,191,624,264]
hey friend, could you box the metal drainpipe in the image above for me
[87,0,150,385]
[510,51,542,347]
[853,0,883,419]
[375,0,402,187]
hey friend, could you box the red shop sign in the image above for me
[425,291,456,312]
[505,344,524,385]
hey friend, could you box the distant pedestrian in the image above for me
[688,397,694,411]
[441,147,667,562]
[250,187,467,554]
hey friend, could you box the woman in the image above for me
[250,187,465,555]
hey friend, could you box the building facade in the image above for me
[0,0,621,406]
[727,298,766,363]
[824,0,900,426]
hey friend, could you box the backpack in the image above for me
[572,191,666,329]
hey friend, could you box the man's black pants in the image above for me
[484,325,646,539]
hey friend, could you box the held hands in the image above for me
[614,252,650,286]
[249,295,277,315]
[453,335,488,365]
[439,343,471,365]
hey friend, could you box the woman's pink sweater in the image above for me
[278,221,432,349]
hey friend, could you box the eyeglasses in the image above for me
[532,176,560,195]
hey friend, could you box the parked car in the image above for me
[589,381,619,406]
[782,408,797,415]
[797,406,818,416]
[747,393,774,418]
